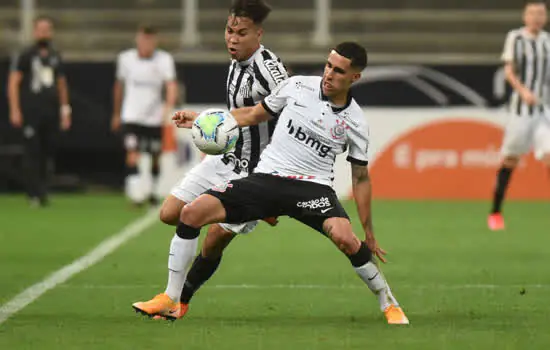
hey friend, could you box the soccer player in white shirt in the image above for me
[489,0,550,230]
[111,25,178,206]
[132,0,288,320]
[167,42,409,325]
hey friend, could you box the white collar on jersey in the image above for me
[520,27,546,40]
[234,45,264,67]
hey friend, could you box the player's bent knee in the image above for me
[502,156,520,168]
[126,153,139,168]
[180,194,227,228]
[159,196,186,226]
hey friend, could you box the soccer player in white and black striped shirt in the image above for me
[489,0,550,230]
[133,0,289,319]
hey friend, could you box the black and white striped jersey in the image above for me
[502,27,550,115]
[224,45,288,173]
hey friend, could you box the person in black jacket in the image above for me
[7,16,71,207]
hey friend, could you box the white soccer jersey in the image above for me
[501,28,550,115]
[255,76,369,187]
[116,49,176,126]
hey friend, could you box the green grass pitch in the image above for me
[0,194,549,349]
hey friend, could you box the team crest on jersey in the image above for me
[212,181,234,193]
[330,120,349,140]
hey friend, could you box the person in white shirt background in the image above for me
[111,24,178,206]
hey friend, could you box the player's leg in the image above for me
[21,119,45,206]
[175,221,257,316]
[147,127,163,205]
[122,124,144,206]
[489,115,533,230]
[533,115,550,181]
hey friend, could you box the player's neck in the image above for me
[525,26,542,37]
[329,91,349,107]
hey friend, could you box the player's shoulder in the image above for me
[505,28,523,37]
[254,46,284,65]
[117,48,137,61]
[154,49,175,61]
[342,100,368,131]
[253,46,288,82]
[286,75,321,90]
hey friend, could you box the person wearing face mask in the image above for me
[7,16,71,207]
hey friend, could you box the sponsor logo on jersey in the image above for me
[295,81,315,92]
[330,119,349,140]
[297,196,331,209]
[222,153,250,171]
[264,59,286,83]
[286,119,332,158]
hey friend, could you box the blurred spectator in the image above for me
[7,16,71,207]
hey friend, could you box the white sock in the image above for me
[125,174,147,203]
[165,234,198,302]
[354,261,399,311]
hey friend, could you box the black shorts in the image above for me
[205,173,349,234]
[122,123,162,154]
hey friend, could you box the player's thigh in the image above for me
[500,116,535,157]
[533,116,550,163]
[170,156,223,204]
[159,195,186,225]
[180,193,227,227]
[204,174,280,224]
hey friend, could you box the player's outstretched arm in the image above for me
[172,104,272,129]
[230,103,272,127]
[351,163,387,263]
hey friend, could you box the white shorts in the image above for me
[170,155,258,234]
[501,112,550,160]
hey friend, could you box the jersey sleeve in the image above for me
[346,115,370,166]
[56,52,66,77]
[115,53,126,81]
[10,51,30,74]
[254,55,289,95]
[162,54,176,81]
[501,31,519,63]
[260,78,293,117]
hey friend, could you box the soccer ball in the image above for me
[191,108,239,155]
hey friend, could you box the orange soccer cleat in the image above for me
[384,305,410,325]
[132,293,179,319]
[488,213,505,231]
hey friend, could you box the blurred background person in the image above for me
[111,25,178,207]
[7,16,71,207]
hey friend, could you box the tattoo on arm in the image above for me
[351,164,373,232]
[351,164,370,186]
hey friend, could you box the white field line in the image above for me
[0,209,158,325]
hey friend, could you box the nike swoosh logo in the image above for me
[293,101,307,108]
[167,309,177,314]
[367,272,379,281]
[320,207,333,213]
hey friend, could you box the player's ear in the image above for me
[351,72,361,84]
[256,26,264,39]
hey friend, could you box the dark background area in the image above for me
[0,60,505,192]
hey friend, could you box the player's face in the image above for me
[136,32,158,57]
[523,3,547,33]
[225,16,262,61]
[33,19,53,41]
[322,51,361,99]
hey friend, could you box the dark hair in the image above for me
[34,15,53,26]
[138,24,158,35]
[229,0,272,25]
[525,0,547,7]
[334,42,368,71]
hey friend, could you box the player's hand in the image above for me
[261,217,279,226]
[172,110,198,129]
[520,88,538,106]
[111,114,121,132]
[364,231,387,263]
[60,114,71,131]
[10,109,23,128]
